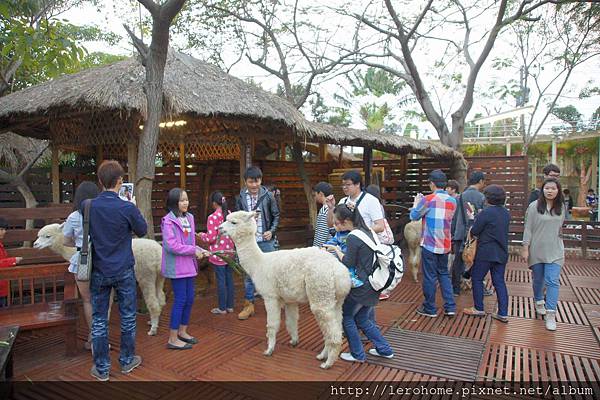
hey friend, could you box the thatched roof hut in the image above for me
[0,51,461,162]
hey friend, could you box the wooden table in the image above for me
[0,325,18,398]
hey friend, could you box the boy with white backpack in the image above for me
[324,205,395,363]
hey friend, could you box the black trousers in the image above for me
[450,240,465,293]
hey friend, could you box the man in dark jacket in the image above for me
[235,166,280,320]
[451,171,485,296]
[89,160,147,381]
[528,163,560,204]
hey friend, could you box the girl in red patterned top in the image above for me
[197,191,236,314]
[0,217,23,307]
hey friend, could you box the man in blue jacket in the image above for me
[235,166,280,320]
[89,160,147,381]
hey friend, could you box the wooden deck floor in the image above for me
[9,258,600,387]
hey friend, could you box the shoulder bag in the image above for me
[77,199,93,281]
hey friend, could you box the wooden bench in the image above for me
[0,204,72,265]
[277,226,315,249]
[0,263,79,356]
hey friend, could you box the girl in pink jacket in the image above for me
[161,188,208,350]
[198,191,236,314]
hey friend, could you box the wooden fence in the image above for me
[4,155,599,254]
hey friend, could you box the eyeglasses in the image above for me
[547,173,560,178]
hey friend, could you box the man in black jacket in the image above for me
[235,166,280,320]
[528,164,560,204]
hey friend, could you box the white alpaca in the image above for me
[220,211,351,369]
[404,220,421,282]
[33,224,166,335]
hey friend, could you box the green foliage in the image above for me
[348,68,405,97]
[551,104,582,127]
[309,93,351,127]
[0,0,121,92]
[359,103,391,132]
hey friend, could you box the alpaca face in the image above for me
[219,210,258,242]
[33,223,63,249]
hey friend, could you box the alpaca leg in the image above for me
[412,249,421,282]
[311,304,342,369]
[156,274,166,307]
[263,298,282,356]
[324,300,344,369]
[139,278,161,335]
[284,303,299,347]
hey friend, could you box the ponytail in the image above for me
[333,204,374,241]
[209,191,228,216]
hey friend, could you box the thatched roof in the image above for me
[0,51,461,160]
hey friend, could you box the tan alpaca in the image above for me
[403,220,421,282]
[220,211,351,369]
[33,223,166,335]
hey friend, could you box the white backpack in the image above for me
[349,229,404,292]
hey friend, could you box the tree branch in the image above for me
[123,24,149,60]
[136,0,160,16]
[406,0,434,40]
[17,141,49,179]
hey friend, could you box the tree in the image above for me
[0,0,116,95]
[551,105,582,132]
[123,0,187,238]
[338,0,579,152]
[504,3,600,152]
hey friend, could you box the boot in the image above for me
[535,300,547,316]
[238,300,255,320]
[545,310,557,331]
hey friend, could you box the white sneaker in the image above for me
[545,310,557,331]
[368,348,394,359]
[535,300,547,316]
[340,352,364,363]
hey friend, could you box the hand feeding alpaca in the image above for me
[220,211,351,369]
[33,223,166,335]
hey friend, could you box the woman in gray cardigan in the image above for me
[522,178,565,331]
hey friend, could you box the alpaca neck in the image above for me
[52,238,76,261]
[235,236,264,278]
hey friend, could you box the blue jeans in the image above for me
[451,240,465,294]
[342,297,393,361]
[169,277,195,330]
[421,247,456,314]
[90,267,137,375]
[214,264,234,311]
[471,260,508,316]
[531,263,561,311]
[244,240,276,301]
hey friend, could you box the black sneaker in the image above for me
[483,288,494,296]
[121,355,142,374]
[90,366,109,381]
[444,310,456,317]
[416,307,437,318]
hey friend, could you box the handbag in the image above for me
[462,228,477,266]
[77,199,93,281]
[377,218,395,245]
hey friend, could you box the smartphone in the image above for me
[119,183,135,202]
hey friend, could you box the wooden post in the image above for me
[179,142,186,189]
[338,145,344,168]
[292,142,317,229]
[506,141,511,156]
[279,143,286,161]
[240,138,252,188]
[319,143,328,162]
[363,147,373,187]
[96,145,104,166]
[127,141,138,185]
[51,145,60,204]
[551,137,557,164]
[581,222,588,258]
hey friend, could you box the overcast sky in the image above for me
[63,0,600,140]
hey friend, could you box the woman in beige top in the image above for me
[522,178,565,331]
